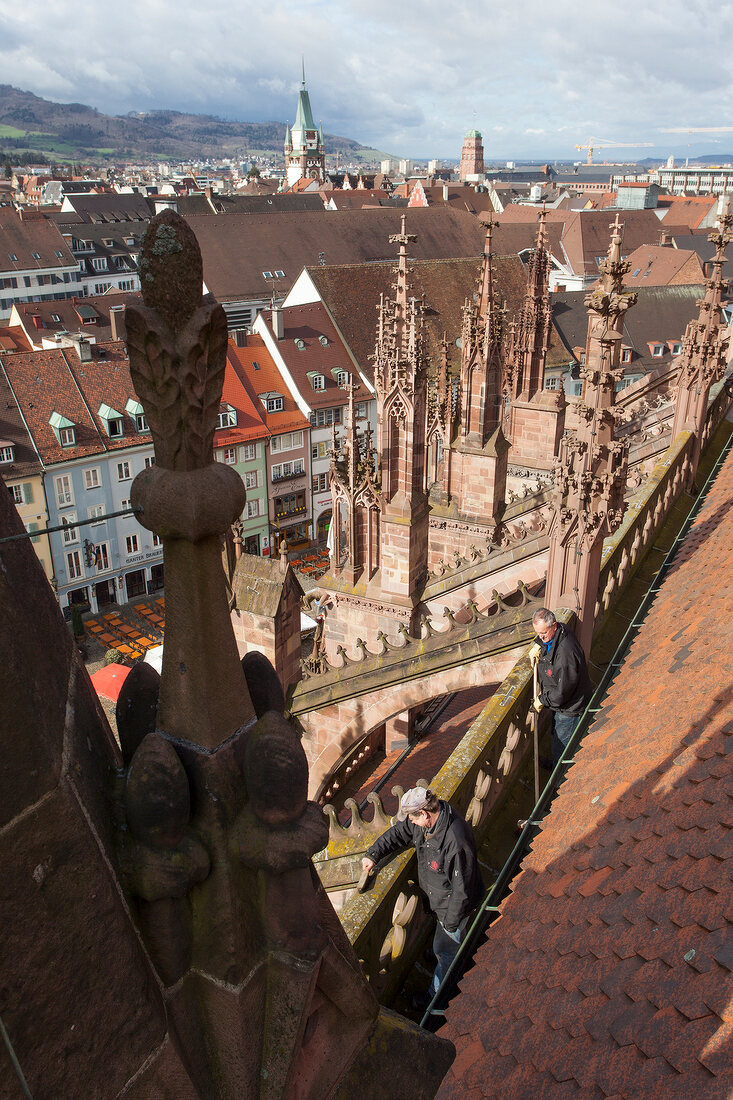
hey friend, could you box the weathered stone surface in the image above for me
[117,1038,199,1099]
[0,484,70,827]
[138,209,203,335]
[332,1007,455,1099]
[117,660,160,764]
[242,650,286,716]
[0,786,165,1098]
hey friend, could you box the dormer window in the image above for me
[262,391,284,413]
[334,370,349,387]
[0,444,14,464]
[294,338,306,350]
[309,373,325,391]
[652,344,664,357]
[51,313,61,323]
[49,411,76,447]
[126,398,148,433]
[621,348,632,364]
[318,335,329,347]
[98,403,124,438]
[216,403,237,429]
[671,342,682,355]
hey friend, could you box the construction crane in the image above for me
[574,137,653,165]
[660,127,733,133]
[659,127,733,167]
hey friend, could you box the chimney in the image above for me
[442,183,449,202]
[109,305,126,342]
[272,304,285,340]
[659,230,672,247]
[71,335,93,363]
[279,537,289,576]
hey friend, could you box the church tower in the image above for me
[459,130,485,182]
[284,63,326,187]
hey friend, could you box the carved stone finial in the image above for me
[138,208,203,334]
[125,209,254,748]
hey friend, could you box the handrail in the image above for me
[420,416,733,1030]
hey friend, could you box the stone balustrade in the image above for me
[595,430,694,629]
[330,612,574,1004]
[596,376,732,630]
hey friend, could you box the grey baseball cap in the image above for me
[396,786,432,821]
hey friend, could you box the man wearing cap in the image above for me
[361,788,482,1003]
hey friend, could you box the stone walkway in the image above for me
[337,685,498,821]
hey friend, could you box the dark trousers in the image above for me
[431,915,469,993]
[552,711,582,765]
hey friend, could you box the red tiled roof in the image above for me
[227,337,309,436]
[215,350,269,447]
[0,342,150,465]
[263,303,354,409]
[438,441,733,1099]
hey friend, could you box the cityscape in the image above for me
[1,28,732,1100]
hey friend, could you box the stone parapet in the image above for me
[333,611,575,1004]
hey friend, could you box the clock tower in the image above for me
[284,63,326,188]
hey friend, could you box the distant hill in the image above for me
[0,85,387,166]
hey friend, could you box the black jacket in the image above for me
[365,801,482,932]
[536,621,592,717]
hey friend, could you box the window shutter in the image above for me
[22,482,33,503]
[28,522,39,543]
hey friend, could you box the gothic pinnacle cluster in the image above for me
[545,214,636,653]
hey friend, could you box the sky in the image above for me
[1,0,732,162]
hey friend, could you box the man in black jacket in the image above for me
[531,608,592,764]
[361,787,482,1002]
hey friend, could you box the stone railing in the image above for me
[595,431,694,630]
[294,580,541,691]
[331,610,575,1004]
[425,492,552,590]
[317,726,385,806]
[596,377,732,630]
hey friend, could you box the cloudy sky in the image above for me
[1,0,731,161]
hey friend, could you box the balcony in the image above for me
[271,469,306,485]
[274,504,307,520]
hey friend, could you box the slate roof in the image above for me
[438,439,733,1100]
[551,285,706,374]
[305,254,528,380]
[183,207,487,303]
[211,194,325,215]
[57,192,152,224]
[0,207,76,274]
[0,342,151,465]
